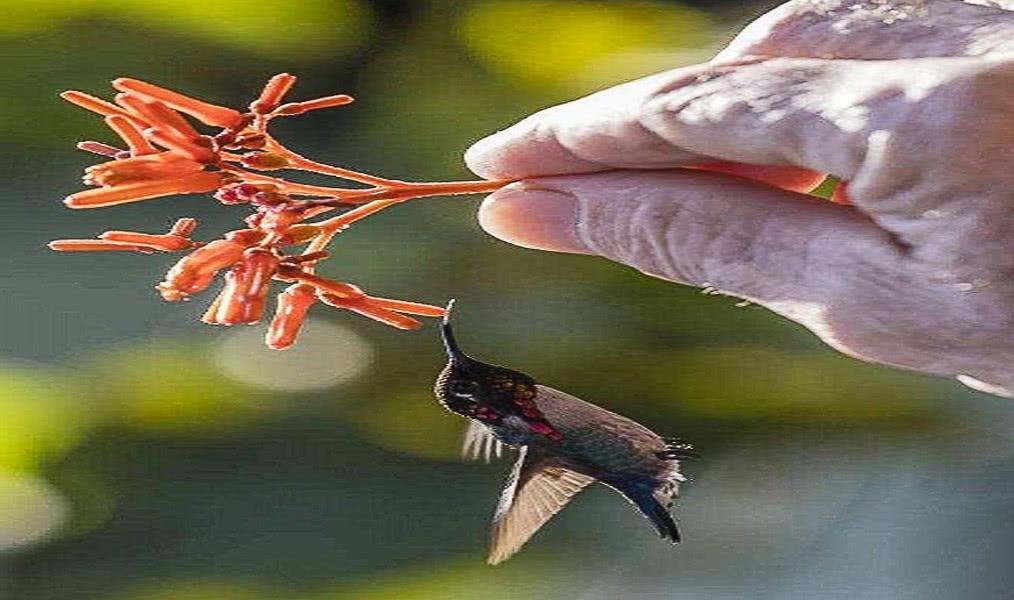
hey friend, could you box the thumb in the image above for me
[478,169,902,306]
[477,169,1014,398]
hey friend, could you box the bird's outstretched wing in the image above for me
[462,420,504,462]
[488,447,595,565]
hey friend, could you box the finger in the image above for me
[464,66,826,193]
[465,60,829,189]
[468,55,1010,228]
[465,57,910,181]
[465,68,711,180]
[469,58,866,183]
[478,170,902,303]
[478,170,1014,393]
[715,0,1014,62]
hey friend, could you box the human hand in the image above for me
[465,0,1014,397]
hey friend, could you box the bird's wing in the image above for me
[462,420,504,462]
[487,447,595,565]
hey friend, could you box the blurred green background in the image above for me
[2,1,1013,599]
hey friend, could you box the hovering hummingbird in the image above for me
[433,302,696,565]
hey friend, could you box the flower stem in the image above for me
[301,178,512,263]
[323,178,513,205]
[264,134,400,187]
[220,166,355,198]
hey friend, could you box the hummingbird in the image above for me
[433,302,697,565]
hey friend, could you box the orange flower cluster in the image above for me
[52,74,509,349]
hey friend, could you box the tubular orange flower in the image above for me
[158,238,250,301]
[83,152,204,187]
[113,94,202,142]
[99,231,194,253]
[53,73,509,348]
[318,294,423,330]
[274,95,354,116]
[144,129,217,163]
[47,240,157,253]
[66,171,228,209]
[61,90,136,120]
[365,297,447,316]
[265,283,317,350]
[208,248,280,325]
[250,73,297,114]
[49,219,199,254]
[112,78,247,129]
[100,232,189,251]
[104,115,157,156]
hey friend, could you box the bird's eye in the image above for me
[449,380,480,397]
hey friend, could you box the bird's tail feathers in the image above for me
[621,484,681,544]
[657,438,699,460]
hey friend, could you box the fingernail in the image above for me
[477,184,590,254]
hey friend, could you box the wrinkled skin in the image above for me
[467,0,1014,397]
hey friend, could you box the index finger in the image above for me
[464,62,824,192]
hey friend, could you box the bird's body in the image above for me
[481,384,681,491]
[434,302,695,564]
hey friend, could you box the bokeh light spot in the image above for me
[0,473,69,552]
[458,1,715,90]
[348,388,464,461]
[215,319,374,392]
[111,0,375,60]
[0,0,374,61]
[0,366,91,472]
[80,343,255,433]
[109,579,272,600]
[651,346,937,421]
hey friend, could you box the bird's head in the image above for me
[434,301,562,441]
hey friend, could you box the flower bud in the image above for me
[279,224,321,245]
[265,283,317,350]
[274,95,354,116]
[209,248,280,325]
[157,238,247,301]
[250,73,297,115]
[240,152,290,170]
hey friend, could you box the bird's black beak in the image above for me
[441,299,473,367]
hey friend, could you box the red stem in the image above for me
[263,133,400,187]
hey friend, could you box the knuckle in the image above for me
[576,173,816,293]
[640,58,822,165]
[847,57,1014,252]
